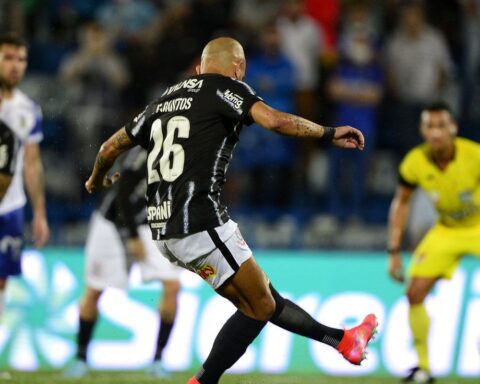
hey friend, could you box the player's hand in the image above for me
[127,237,146,261]
[388,252,405,283]
[85,172,120,194]
[332,126,365,150]
[32,213,49,248]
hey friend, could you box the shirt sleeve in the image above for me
[0,122,19,175]
[124,106,151,149]
[399,151,418,188]
[214,77,263,126]
[26,104,43,144]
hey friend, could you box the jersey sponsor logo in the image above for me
[147,200,172,222]
[198,264,216,280]
[162,79,204,97]
[216,89,244,114]
[155,97,193,113]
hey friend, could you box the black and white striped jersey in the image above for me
[99,146,148,239]
[125,73,262,239]
[0,120,19,176]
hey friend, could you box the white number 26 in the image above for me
[147,116,190,184]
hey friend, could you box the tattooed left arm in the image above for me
[85,127,135,193]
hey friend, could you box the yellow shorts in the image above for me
[409,222,480,279]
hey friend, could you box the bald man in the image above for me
[85,37,377,384]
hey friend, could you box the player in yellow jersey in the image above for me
[387,101,480,383]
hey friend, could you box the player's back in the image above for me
[126,74,261,238]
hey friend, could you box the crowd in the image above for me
[0,0,479,247]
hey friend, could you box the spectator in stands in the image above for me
[59,21,130,188]
[229,23,297,209]
[305,0,340,54]
[383,0,453,156]
[326,2,383,222]
[276,0,324,189]
[232,0,281,45]
[460,0,480,140]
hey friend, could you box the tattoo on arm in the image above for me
[112,129,132,150]
[94,153,110,172]
[93,128,132,175]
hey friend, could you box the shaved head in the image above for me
[198,37,246,80]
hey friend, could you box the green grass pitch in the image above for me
[2,371,478,384]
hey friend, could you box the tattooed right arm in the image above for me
[86,127,135,193]
[249,101,364,149]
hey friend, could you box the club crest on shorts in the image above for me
[198,265,216,280]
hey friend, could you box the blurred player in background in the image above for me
[0,34,49,325]
[0,79,20,204]
[0,79,21,381]
[387,101,480,383]
[66,146,181,378]
[85,37,377,384]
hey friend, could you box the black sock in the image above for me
[76,317,97,361]
[154,319,174,361]
[197,310,266,384]
[269,284,344,348]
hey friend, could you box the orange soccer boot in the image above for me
[337,313,378,365]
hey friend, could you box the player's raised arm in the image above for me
[249,101,365,150]
[387,184,415,282]
[85,127,135,194]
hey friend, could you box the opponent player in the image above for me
[66,146,181,378]
[387,101,480,383]
[0,34,49,321]
[0,82,19,205]
[85,37,377,384]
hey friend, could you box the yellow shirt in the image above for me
[400,137,480,227]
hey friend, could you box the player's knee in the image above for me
[252,292,276,322]
[406,286,425,305]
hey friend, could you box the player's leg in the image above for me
[0,208,24,320]
[268,284,377,364]
[65,212,129,377]
[404,224,462,382]
[179,224,376,384]
[64,286,103,378]
[193,257,273,384]
[76,287,103,361]
[406,277,437,375]
[138,224,181,376]
[149,279,180,376]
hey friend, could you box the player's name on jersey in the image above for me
[155,97,193,113]
[162,78,204,97]
[147,200,172,222]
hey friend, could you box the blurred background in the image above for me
[1,0,480,379]
[1,0,479,250]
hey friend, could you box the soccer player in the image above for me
[85,37,378,384]
[0,82,19,204]
[66,146,181,378]
[0,35,49,321]
[387,101,480,383]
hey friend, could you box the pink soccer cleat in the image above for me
[187,377,201,384]
[336,313,378,365]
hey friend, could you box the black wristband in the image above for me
[320,126,336,143]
